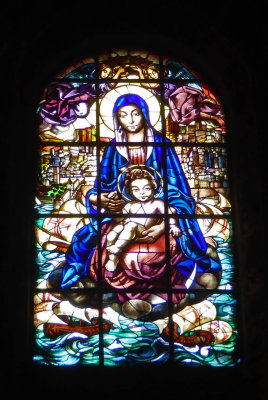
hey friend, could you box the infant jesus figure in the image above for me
[105,168,182,272]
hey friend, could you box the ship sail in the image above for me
[195,201,230,241]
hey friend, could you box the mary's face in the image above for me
[117,104,144,133]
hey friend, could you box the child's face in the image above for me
[147,66,159,79]
[130,178,154,201]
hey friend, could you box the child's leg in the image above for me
[106,223,124,246]
[108,221,137,254]
[106,221,137,272]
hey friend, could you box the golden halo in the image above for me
[117,164,164,201]
[99,84,163,132]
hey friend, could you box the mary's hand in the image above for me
[136,221,165,244]
[89,193,126,212]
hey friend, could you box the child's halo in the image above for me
[117,164,164,201]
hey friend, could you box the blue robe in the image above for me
[62,132,221,289]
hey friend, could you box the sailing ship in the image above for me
[44,317,114,338]
[35,193,231,252]
[195,192,231,242]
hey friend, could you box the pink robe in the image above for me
[89,222,187,304]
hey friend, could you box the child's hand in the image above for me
[170,226,182,238]
[107,191,118,199]
[101,193,126,212]
[136,221,165,243]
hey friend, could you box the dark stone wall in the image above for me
[2,4,266,398]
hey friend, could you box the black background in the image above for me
[2,2,266,398]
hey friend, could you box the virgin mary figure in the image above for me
[48,93,221,321]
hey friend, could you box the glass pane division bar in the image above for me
[34,50,237,368]
[34,216,234,287]
[33,290,238,367]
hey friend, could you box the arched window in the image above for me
[34,50,239,367]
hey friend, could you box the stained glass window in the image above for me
[34,50,239,367]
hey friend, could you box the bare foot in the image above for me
[105,252,119,272]
[107,244,120,255]
[105,259,117,272]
